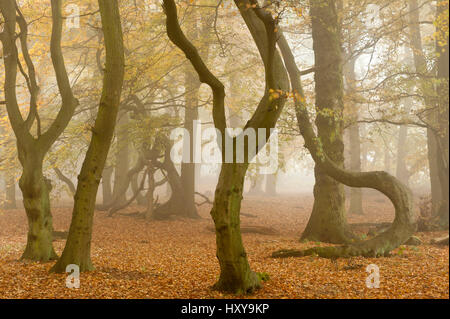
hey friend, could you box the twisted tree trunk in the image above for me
[163,0,289,293]
[276,11,416,258]
[1,0,78,261]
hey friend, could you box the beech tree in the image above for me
[163,0,290,293]
[274,0,416,258]
[0,0,78,261]
[300,0,354,244]
[51,0,124,272]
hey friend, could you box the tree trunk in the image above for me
[434,0,449,228]
[51,0,124,273]
[277,14,416,258]
[384,142,392,174]
[153,140,199,219]
[53,167,76,196]
[301,0,353,244]
[395,99,411,186]
[1,0,78,262]
[427,130,443,216]
[19,160,57,261]
[131,171,148,206]
[211,163,260,294]
[163,0,290,294]
[144,169,155,220]
[407,0,448,227]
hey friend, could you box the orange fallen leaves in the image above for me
[0,194,448,299]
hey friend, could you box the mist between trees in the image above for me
[0,0,448,297]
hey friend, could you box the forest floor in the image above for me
[0,193,448,299]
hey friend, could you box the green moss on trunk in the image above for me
[19,164,57,262]
[210,164,261,294]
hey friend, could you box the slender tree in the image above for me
[163,0,289,293]
[51,0,125,272]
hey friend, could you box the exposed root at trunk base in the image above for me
[50,257,95,273]
[212,271,262,295]
[431,236,449,246]
[275,30,418,261]
[273,227,416,259]
[20,248,58,263]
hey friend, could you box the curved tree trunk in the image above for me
[277,14,416,258]
[51,0,125,273]
[107,156,146,215]
[153,140,199,219]
[131,172,148,206]
[144,168,155,220]
[1,0,78,261]
[163,0,289,293]
[53,167,76,196]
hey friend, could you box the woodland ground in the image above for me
[0,193,448,299]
